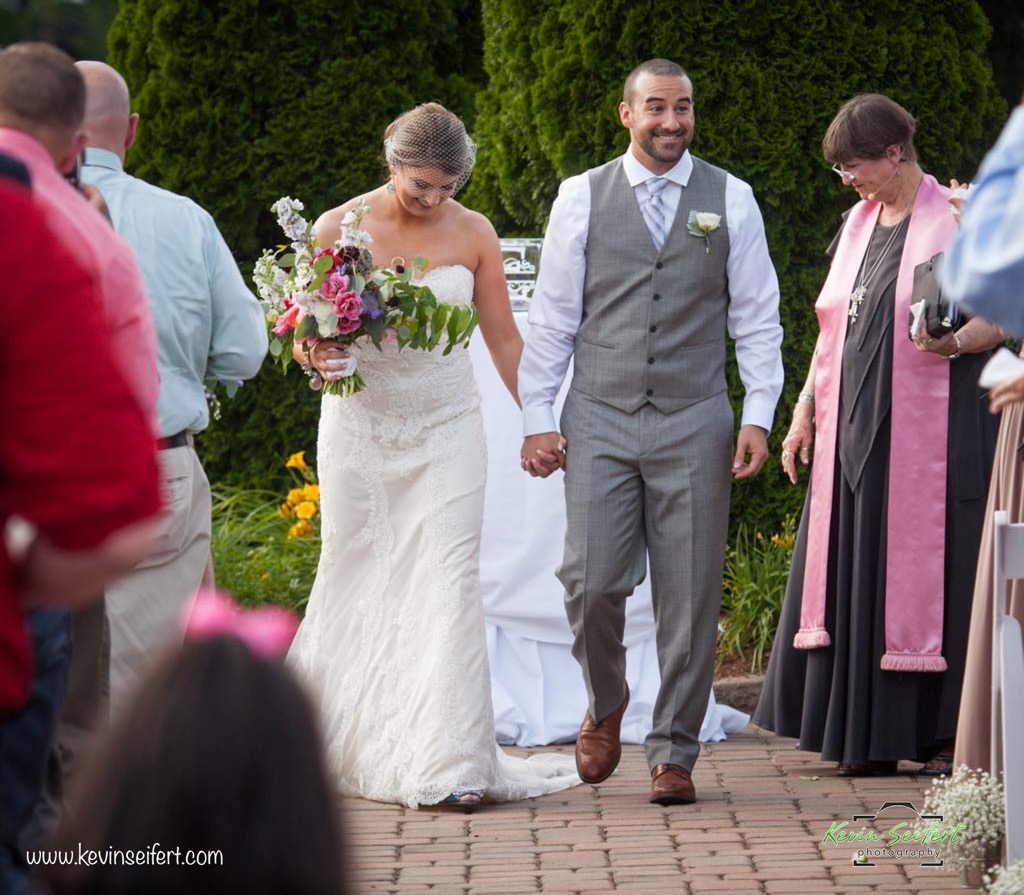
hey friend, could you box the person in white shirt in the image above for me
[518,58,783,805]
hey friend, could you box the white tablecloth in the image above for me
[469,314,748,746]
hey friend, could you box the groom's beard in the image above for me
[638,129,692,164]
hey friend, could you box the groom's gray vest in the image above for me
[571,155,731,414]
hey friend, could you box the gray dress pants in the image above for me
[558,389,733,772]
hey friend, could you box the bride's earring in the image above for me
[386,178,396,194]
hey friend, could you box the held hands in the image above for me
[310,340,353,381]
[521,432,567,478]
[733,425,769,480]
[781,404,814,484]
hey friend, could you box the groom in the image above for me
[519,58,783,804]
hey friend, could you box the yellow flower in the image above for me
[771,533,795,551]
[294,501,318,520]
[280,502,294,519]
[286,451,309,471]
[287,488,305,505]
[302,483,320,502]
[287,519,313,539]
[260,572,270,581]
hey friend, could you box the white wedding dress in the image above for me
[288,264,580,807]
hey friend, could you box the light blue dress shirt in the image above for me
[943,106,1024,337]
[81,148,268,437]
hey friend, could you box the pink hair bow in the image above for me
[181,588,299,660]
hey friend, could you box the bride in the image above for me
[287,103,579,808]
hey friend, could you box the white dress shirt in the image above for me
[519,147,784,436]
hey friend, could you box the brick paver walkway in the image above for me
[346,725,975,895]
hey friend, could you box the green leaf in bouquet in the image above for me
[364,314,385,346]
[429,306,448,349]
[352,273,366,294]
[313,254,334,275]
[446,312,459,349]
[397,324,411,341]
[413,255,428,271]
[296,315,318,341]
[279,253,296,268]
[418,284,438,308]
[269,337,283,357]
[225,380,239,398]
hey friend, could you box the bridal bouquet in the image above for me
[253,197,479,396]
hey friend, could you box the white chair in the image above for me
[992,510,1024,864]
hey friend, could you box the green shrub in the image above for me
[469,0,1006,536]
[107,0,484,486]
[720,515,796,673]
[211,484,319,613]
[211,450,321,610]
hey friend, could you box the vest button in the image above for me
[649,325,657,333]
[646,389,654,396]
[655,262,664,269]
[653,293,661,301]
[648,357,655,364]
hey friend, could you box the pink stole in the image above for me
[795,174,956,672]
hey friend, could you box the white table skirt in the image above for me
[469,315,748,746]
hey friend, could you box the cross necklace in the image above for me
[848,215,907,324]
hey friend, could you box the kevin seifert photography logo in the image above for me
[819,801,964,868]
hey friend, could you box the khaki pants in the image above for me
[106,446,212,711]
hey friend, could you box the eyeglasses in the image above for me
[831,163,858,181]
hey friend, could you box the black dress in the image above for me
[753,221,999,764]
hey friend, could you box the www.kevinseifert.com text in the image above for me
[26,844,223,867]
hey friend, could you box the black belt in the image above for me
[158,430,191,450]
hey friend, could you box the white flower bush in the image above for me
[919,765,1005,870]
[984,859,1024,895]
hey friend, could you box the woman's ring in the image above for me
[782,449,792,459]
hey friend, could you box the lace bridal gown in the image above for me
[289,264,580,807]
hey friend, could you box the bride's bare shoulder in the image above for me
[451,203,499,243]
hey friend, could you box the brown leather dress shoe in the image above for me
[649,763,696,805]
[575,685,629,784]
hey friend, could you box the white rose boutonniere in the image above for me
[687,210,722,254]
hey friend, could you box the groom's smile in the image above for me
[619,71,695,173]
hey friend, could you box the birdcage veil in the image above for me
[383,103,477,195]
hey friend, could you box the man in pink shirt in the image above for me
[0,42,158,420]
[0,46,160,888]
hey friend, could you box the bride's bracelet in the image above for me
[301,343,324,391]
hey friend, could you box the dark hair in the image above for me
[822,93,918,164]
[383,101,474,179]
[0,42,85,141]
[623,59,690,107]
[47,637,346,895]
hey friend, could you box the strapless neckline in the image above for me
[412,263,473,283]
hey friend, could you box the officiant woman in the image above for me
[754,93,1003,776]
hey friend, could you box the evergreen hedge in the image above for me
[107,0,483,486]
[466,0,1006,535]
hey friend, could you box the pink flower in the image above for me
[381,327,398,344]
[334,291,362,320]
[336,316,362,335]
[272,302,304,335]
[319,271,350,300]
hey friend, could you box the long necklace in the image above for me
[847,216,907,323]
[847,175,921,324]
